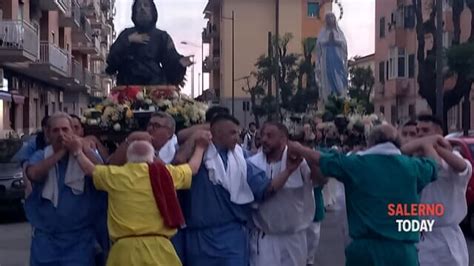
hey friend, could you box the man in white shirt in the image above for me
[248,122,319,266]
[243,122,257,152]
[146,112,179,164]
[404,114,472,266]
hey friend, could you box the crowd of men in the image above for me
[12,106,472,266]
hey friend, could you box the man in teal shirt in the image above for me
[288,124,440,266]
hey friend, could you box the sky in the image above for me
[114,0,375,96]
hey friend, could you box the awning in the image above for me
[0,91,12,102]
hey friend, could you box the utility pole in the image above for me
[191,55,195,98]
[275,0,280,121]
[231,10,235,116]
[435,0,444,122]
[202,40,204,97]
[198,73,201,97]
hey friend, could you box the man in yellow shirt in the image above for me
[65,131,211,266]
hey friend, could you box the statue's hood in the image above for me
[131,0,158,32]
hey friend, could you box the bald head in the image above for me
[127,140,155,163]
[367,124,400,148]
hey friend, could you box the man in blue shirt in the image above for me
[25,112,106,266]
[173,114,302,266]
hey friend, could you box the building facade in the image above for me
[202,0,331,125]
[0,0,115,137]
[374,0,474,130]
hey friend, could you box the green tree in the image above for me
[348,64,375,113]
[243,34,320,122]
[413,0,474,131]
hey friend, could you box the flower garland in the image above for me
[83,86,207,132]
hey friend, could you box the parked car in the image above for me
[447,137,474,234]
[0,162,25,212]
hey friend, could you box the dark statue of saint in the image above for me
[106,0,193,86]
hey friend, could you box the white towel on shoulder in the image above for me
[249,146,307,188]
[43,146,85,207]
[204,143,254,204]
[158,134,178,164]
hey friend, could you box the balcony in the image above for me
[74,61,85,84]
[0,20,39,62]
[83,0,101,20]
[395,79,411,96]
[73,33,100,55]
[91,44,106,61]
[93,74,102,90]
[38,41,69,76]
[202,28,210,43]
[203,56,220,72]
[72,14,93,46]
[84,69,94,88]
[59,0,81,28]
[91,11,106,29]
[202,22,219,43]
[40,0,72,15]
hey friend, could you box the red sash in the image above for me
[147,162,185,229]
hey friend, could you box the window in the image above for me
[398,48,406,77]
[380,17,386,37]
[408,54,415,78]
[391,105,398,124]
[385,61,389,80]
[379,61,385,83]
[380,106,385,115]
[389,48,396,79]
[307,2,320,18]
[408,104,415,117]
[18,2,24,21]
[404,5,415,29]
[388,47,408,80]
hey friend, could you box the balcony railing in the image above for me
[0,20,39,59]
[93,74,101,89]
[58,0,72,15]
[72,60,85,84]
[72,0,81,26]
[83,17,93,40]
[39,41,69,74]
[84,69,93,87]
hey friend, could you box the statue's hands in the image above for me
[179,56,194,67]
[128,32,150,44]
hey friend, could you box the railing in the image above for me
[72,60,84,84]
[94,36,100,51]
[83,18,93,40]
[72,0,81,26]
[39,41,69,74]
[93,74,101,89]
[0,20,39,59]
[84,69,93,87]
[58,0,72,15]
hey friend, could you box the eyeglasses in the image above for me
[147,122,169,130]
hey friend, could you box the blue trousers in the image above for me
[30,229,96,266]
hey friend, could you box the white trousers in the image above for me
[418,225,468,266]
[306,222,321,265]
[249,229,308,266]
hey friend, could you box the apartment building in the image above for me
[374,0,474,129]
[0,0,115,136]
[202,0,331,124]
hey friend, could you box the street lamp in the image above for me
[222,11,235,115]
[180,41,203,98]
